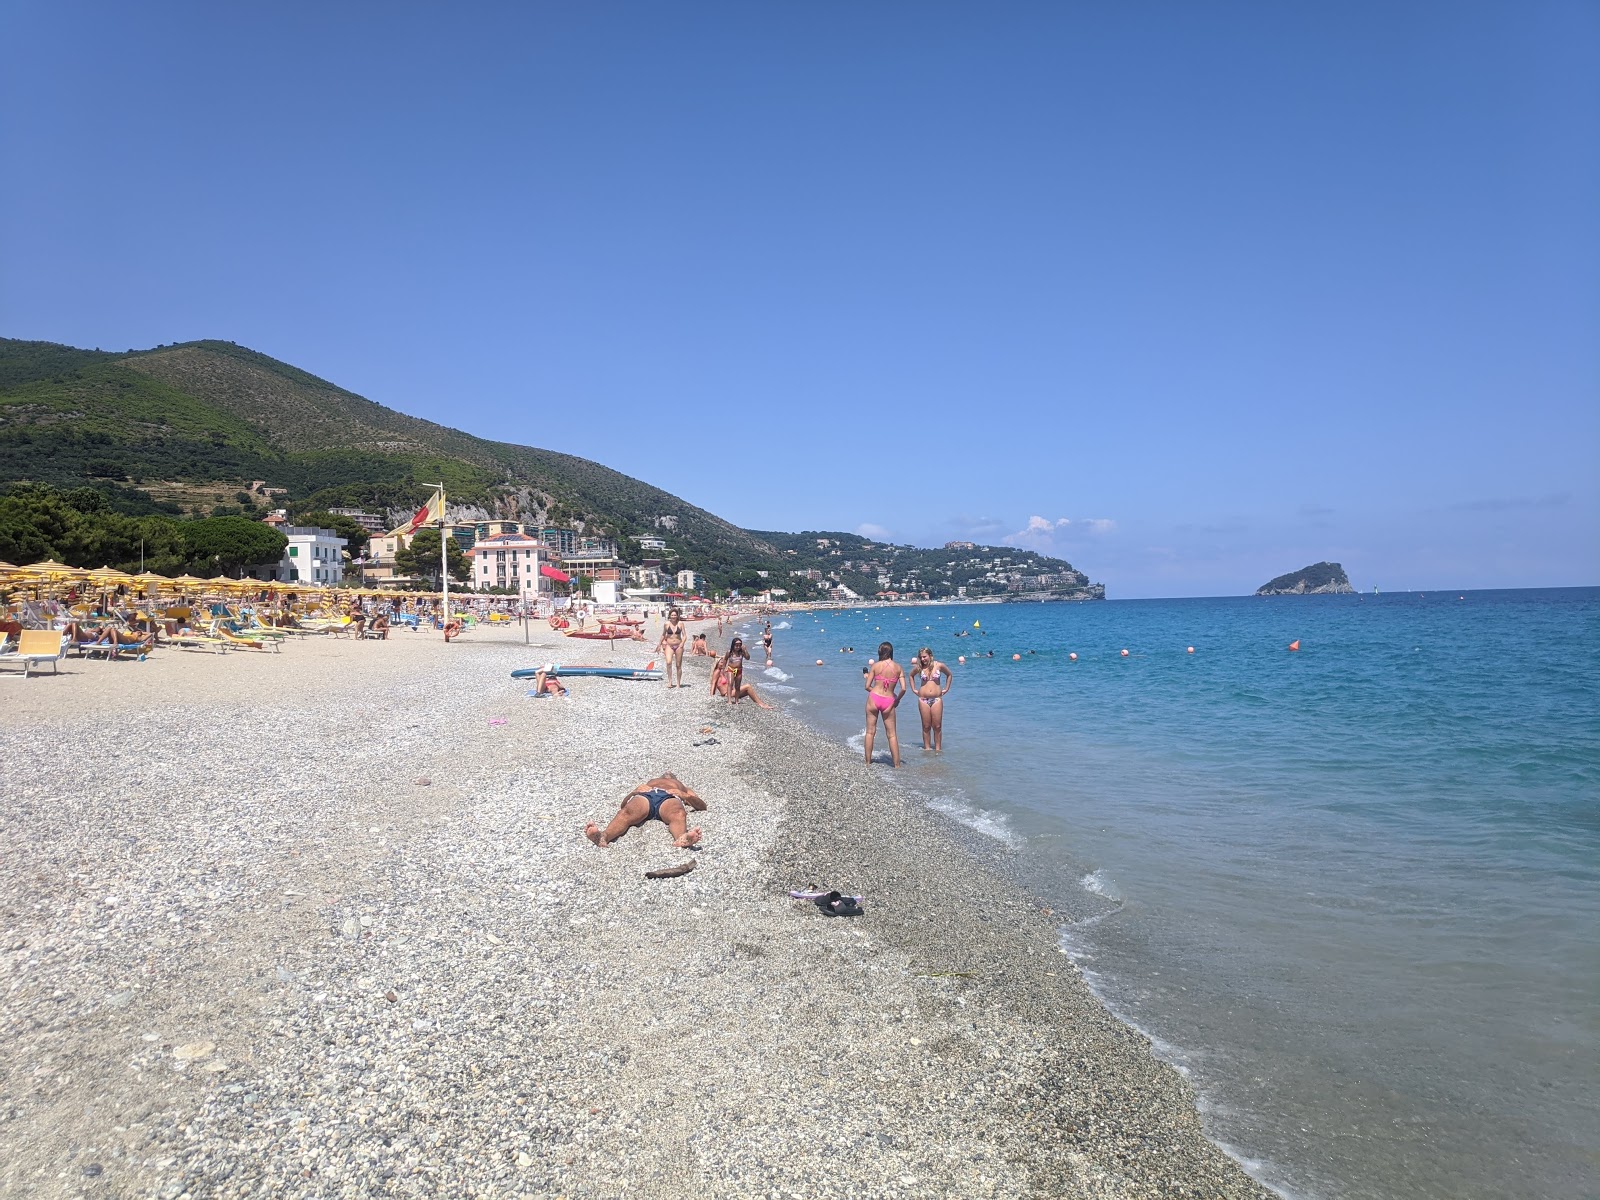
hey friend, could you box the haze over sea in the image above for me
[741,588,1599,1200]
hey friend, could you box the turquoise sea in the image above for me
[738,588,1599,1200]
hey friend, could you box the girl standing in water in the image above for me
[863,641,905,767]
[912,646,953,753]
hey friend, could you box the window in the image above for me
[289,546,299,557]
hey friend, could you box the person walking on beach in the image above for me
[864,641,906,767]
[911,646,953,753]
[761,620,774,666]
[659,607,687,688]
[584,772,705,848]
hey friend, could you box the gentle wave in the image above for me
[764,666,792,681]
[925,795,1025,848]
[1080,869,1123,901]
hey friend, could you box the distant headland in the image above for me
[1256,562,1354,596]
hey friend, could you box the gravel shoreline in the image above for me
[2,623,1272,1198]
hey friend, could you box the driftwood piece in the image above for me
[644,859,697,880]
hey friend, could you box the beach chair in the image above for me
[79,627,155,660]
[214,624,279,653]
[0,629,67,677]
[166,626,229,655]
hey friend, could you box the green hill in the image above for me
[0,336,769,571]
[0,336,1103,597]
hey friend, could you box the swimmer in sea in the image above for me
[911,646,953,753]
[584,772,705,848]
[863,640,905,767]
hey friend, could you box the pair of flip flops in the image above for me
[789,887,865,918]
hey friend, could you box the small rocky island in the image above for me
[1256,561,1355,595]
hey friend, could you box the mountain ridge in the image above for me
[0,335,1102,598]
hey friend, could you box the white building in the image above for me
[638,535,667,552]
[676,569,701,593]
[467,531,567,602]
[252,525,347,586]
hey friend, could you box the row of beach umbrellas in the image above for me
[0,560,443,602]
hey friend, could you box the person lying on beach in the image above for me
[585,772,706,848]
[531,667,569,698]
[64,622,154,651]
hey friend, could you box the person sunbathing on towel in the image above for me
[531,667,568,698]
[585,772,705,849]
[65,623,153,651]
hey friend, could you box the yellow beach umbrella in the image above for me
[22,559,87,579]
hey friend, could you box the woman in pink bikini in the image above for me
[863,641,906,767]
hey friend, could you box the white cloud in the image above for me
[945,514,1008,538]
[855,522,892,540]
[1004,515,1116,547]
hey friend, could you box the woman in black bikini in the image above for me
[584,772,706,848]
[761,620,774,666]
[659,607,687,688]
[711,637,774,708]
[912,646,952,752]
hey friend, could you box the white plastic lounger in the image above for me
[0,630,67,677]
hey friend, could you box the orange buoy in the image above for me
[1288,640,1301,651]
[1120,649,1130,657]
[1068,652,1077,661]
[1012,653,1021,661]
[1186,646,1195,654]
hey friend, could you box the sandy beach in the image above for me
[1,621,1272,1199]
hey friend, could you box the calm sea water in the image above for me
[739,589,1599,1200]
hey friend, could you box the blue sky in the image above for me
[3,2,1595,597]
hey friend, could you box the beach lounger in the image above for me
[210,622,278,653]
[0,630,67,677]
[166,629,229,655]
[78,630,154,660]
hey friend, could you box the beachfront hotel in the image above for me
[465,531,569,600]
[247,524,348,585]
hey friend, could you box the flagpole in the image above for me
[435,483,449,636]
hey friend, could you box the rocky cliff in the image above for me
[1256,561,1354,595]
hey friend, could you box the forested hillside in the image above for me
[0,337,771,574]
[0,336,1103,597]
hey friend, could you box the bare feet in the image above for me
[674,828,703,848]
[584,822,609,847]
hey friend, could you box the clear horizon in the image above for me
[3,3,1596,598]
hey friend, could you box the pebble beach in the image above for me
[1,621,1273,1199]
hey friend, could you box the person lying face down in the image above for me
[584,772,706,849]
